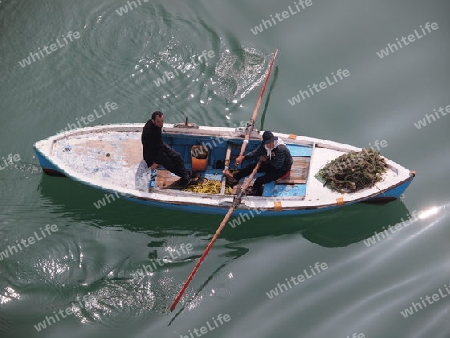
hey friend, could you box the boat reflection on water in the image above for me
[39,174,413,248]
[36,174,421,319]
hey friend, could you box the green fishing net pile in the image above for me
[316,148,388,193]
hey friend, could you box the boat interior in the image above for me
[151,132,313,198]
[41,125,413,207]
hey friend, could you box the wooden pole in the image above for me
[170,161,262,312]
[239,48,278,157]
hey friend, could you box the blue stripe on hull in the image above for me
[121,195,341,216]
[122,177,414,216]
[34,146,62,174]
[366,178,413,200]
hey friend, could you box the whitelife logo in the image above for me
[131,243,193,278]
[288,69,350,106]
[363,211,419,247]
[58,102,118,134]
[0,224,58,261]
[115,0,148,16]
[227,207,267,228]
[34,295,97,332]
[376,22,438,59]
[265,262,328,299]
[347,334,365,338]
[152,50,215,87]
[250,0,313,35]
[18,31,81,68]
[401,283,450,318]
[413,103,450,130]
[93,191,122,209]
[179,313,231,338]
[0,153,21,171]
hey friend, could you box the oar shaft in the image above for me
[250,49,278,123]
[169,160,262,312]
[239,49,278,157]
[170,206,235,312]
[170,48,278,313]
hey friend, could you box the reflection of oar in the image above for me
[169,160,262,312]
[259,65,278,130]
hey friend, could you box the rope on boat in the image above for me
[317,148,388,193]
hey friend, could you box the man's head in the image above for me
[262,131,277,149]
[151,111,164,128]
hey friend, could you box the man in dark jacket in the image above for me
[223,131,293,196]
[141,111,192,187]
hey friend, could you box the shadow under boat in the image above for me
[38,174,412,248]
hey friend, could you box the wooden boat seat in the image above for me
[276,156,309,185]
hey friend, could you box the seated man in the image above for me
[223,131,293,196]
[141,111,193,187]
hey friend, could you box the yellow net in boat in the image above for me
[182,177,234,195]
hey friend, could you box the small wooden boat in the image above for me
[33,123,415,216]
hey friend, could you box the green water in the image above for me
[1,0,449,337]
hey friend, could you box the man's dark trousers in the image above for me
[234,161,288,196]
[153,143,190,180]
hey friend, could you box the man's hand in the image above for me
[259,155,267,162]
[235,155,245,166]
[150,163,159,169]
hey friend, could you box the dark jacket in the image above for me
[245,142,293,171]
[141,119,162,166]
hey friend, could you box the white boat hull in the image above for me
[33,124,415,216]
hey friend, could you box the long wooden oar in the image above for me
[239,48,278,157]
[170,161,262,312]
[170,49,278,312]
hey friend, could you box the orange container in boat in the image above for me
[191,145,209,172]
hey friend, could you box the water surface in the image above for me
[1,0,449,337]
